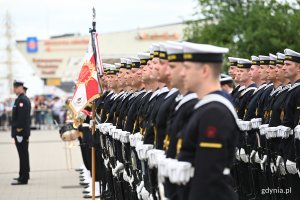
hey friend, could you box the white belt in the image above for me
[265,127,279,139]
[147,149,165,168]
[120,131,130,143]
[164,160,194,185]
[251,118,262,129]
[136,144,153,160]
[277,125,293,139]
[129,132,143,147]
[259,124,269,136]
[237,120,252,131]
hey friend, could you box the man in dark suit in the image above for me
[11,80,31,185]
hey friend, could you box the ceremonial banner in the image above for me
[69,33,103,115]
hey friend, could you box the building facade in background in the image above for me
[16,22,185,92]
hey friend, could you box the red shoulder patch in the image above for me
[205,126,217,138]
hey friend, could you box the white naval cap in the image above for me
[120,58,128,68]
[125,58,132,69]
[102,63,110,72]
[125,58,132,64]
[114,63,121,70]
[159,43,168,60]
[130,57,140,63]
[276,52,285,64]
[138,52,150,65]
[251,55,259,61]
[109,65,117,74]
[220,73,233,83]
[130,57,141,68]
[251,56,260,65]
[228,57,239,66]
[103,63,116,74]
[23,82,29,90]
[237,58,252,68]
[269,53,277,65]
[259,55,270,65]
[13,80,24,87]
[159,43,167,53]
[151,43,160,58]
[164,43,183,62]
[182,42,229,63]
[284,48,300,63]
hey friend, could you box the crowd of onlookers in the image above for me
[0,95,68,131]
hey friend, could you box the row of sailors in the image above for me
[229,49,300,200]
[74,41,299,200]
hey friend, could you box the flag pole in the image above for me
[89,7,97,200]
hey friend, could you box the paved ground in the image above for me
[0,129,87,200]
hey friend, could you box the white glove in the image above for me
[298,170,300,178]
[89,120,95,129]
[276,156,286,175]
[270,162,277,173]
[16,136,23,143]
[235,149,241,161]
[260,155,267,171]
[286,160,297,174]
[104,158,109,168]
[250,150,256,163]
[136,181,144,199]
[254,152,262,164]
[113,161,125,174]
[240,148,249,163]
[112,167,117,177]
[123,171,129,182]
[141,187,150,200]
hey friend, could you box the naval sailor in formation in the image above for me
[71,43,300,200]
[229,49,300,200]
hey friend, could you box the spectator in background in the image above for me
[34,96,41,129]
[34,96,48,129]
[0,101,5,131]
[51,97,63,125]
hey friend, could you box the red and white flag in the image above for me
[69,32,103,115]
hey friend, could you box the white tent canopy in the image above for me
[0,39,44,100]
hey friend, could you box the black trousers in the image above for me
[14,137,30,183]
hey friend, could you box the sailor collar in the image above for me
[252,83,267,95]
[158,86,169,95]
[175,93,198,111]
[288,81,300,91]
[164,88,179,99]
[149,89,161,101]
[238,85,246,92]
[142,90,152,98]
[114,91,125,100]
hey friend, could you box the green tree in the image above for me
[184,0,300,72]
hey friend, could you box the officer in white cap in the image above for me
[11,80,31,185]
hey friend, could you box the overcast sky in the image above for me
[0,0,198,40]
